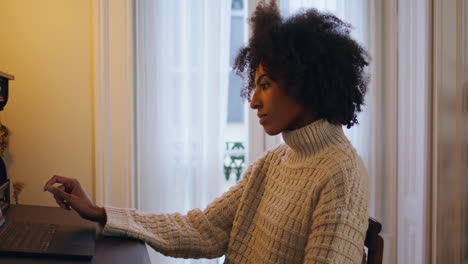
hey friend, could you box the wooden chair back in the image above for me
[363,217,384,264]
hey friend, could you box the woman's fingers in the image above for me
[47,186,73,204]
[44,176,102,223]
[53,195,70,210]
[53,185,71,210]
[43,175,74,192]
[44,176,96,218]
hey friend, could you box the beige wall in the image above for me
[0,0,94,206]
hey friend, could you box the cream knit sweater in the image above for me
[102,120,369,263]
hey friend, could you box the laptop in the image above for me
[0,206,95,260]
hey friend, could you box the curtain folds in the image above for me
[136,1,231,263]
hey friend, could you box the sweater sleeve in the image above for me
[303,162,369,264]
[100,165,253,259]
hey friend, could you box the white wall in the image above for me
[0,0,94,206]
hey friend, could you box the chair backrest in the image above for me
[363,217,384,264]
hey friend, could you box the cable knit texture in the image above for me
[102,119,369,263]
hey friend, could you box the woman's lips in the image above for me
[258,114,267,124]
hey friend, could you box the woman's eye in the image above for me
[260,83,270,90]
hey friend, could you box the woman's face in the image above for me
[250,64,316,135]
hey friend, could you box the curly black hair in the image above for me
[233,0,370,128]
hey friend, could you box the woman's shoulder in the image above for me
[319,142,361,169]
[301,142,367,183]
[317,143,369,193]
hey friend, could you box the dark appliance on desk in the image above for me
[0,71,14,211]
[0,161,8,212]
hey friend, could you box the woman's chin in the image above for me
[263,126,282,136]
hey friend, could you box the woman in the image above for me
[44,1,370,263]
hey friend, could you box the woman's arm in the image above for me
[101,165,254,259]
[303,166,369,264]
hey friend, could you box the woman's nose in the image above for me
[250,90,261,109]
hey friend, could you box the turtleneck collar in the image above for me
[281,119,349,161]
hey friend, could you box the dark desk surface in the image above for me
[0,205,151,264]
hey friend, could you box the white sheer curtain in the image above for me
[135,1,231,263]
[282,0,381,218]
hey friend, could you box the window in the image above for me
[222,0,249,194]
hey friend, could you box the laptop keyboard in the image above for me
[0,222,59,252]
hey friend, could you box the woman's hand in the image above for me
[43,175,107,225]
